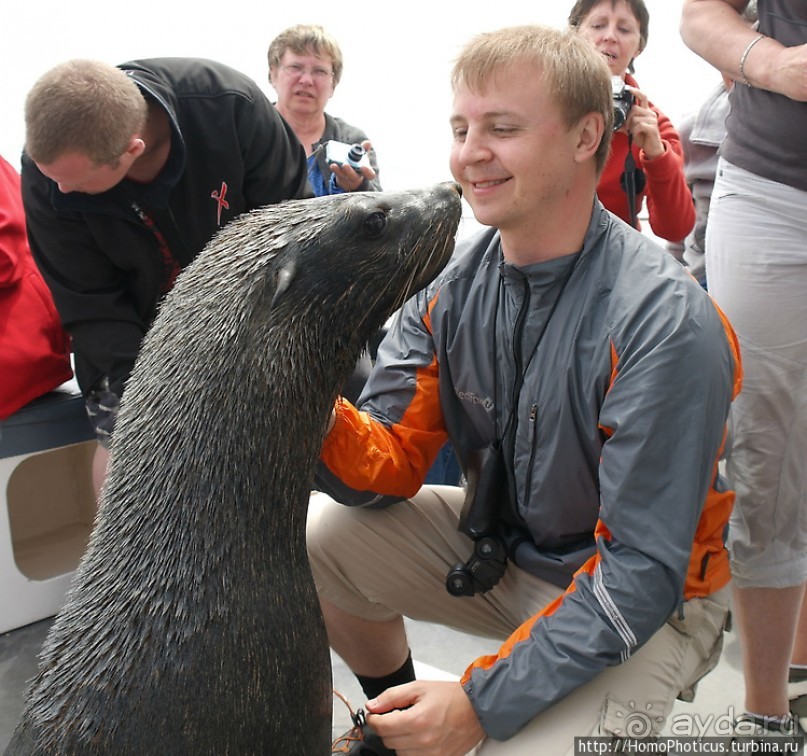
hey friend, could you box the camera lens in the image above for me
[446,564,474,597]
[613,104,629,131]
[610,75,632,132]
[476,536,499,560]
[347,144,365,163]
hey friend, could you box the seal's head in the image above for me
[262,181,463,338]
[126,181,463,443]
[100,181,465,510]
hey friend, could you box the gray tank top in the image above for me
[721,0,807,191]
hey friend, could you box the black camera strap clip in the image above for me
[445,442,509,597]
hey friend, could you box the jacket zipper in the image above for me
[509,276,531,412]
[524,403,539,504]
[503,277,531,520]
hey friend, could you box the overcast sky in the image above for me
[3,0,719,193]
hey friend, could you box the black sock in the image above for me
[355,650,416,700]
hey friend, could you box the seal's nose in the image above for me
[438,181,463,198]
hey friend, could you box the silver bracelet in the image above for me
[739,33,765,87]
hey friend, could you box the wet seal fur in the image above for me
[6,183,462,755]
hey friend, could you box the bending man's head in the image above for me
[25,59,147,167]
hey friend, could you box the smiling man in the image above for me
[21,57,311,492]
[311,24,742,755]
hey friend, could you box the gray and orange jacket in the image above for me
[318,201,741,741]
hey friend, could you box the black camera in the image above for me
[446,535,508,597]
[445,441,509,597]
[611,76,634,131]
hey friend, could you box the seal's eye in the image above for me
[363,210,388,238]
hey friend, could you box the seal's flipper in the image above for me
[272,261,297,308]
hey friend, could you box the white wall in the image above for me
[2,0,718,191]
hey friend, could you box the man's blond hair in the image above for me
[25,59,147,166]
[452,25,614,175]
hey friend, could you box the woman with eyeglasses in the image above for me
[268,24,382,196]
[569,0,694,243]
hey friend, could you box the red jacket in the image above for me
[0,155,72,420]
[598,74,695,242]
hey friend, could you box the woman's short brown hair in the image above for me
[267,24,344,86]
[568,0,650,58]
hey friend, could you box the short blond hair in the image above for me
[25,59,147,166]
[267,24,344,85]
[452,25,614,175]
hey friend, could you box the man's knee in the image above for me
[306,492,344,571]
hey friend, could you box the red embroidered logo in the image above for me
[211,181,230,225]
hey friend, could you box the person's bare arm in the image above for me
[681,0,807,100]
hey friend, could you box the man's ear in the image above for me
[574,112,605,165]
[127,137,146,160]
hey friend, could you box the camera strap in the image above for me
[620,134,645,229]
[495,248,583,528]
[446,248,584,597]
[496,246,582,443]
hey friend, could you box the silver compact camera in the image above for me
[324,140,366,173]
[611,76,634,131]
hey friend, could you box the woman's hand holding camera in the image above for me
[330,139,377,192]
[624,87,665,161]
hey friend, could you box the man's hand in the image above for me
[365,680,485,756]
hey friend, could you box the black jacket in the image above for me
[22,57,312,398]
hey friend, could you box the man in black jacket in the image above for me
[21,57,312,492]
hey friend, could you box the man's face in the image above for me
[449,65,578,241]
[36,151,135,195]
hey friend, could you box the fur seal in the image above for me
[5,183,462,755]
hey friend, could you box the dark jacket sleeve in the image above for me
[21,156,147,397]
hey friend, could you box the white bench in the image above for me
[0,381,96,634]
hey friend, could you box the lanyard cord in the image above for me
[623,133,639,229]
[494,245,582,445]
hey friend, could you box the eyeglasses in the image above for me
[279,63,333,81]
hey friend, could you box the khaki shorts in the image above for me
[307,486,730,755]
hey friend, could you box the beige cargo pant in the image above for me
[308,486,729,755]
